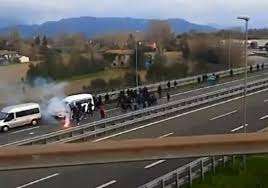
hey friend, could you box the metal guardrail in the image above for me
[4,77,268,146]
[98,63,268,99]
[139,156,230,188]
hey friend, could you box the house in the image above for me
[19,56,30,63]
[105,49,134,67]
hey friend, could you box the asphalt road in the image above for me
[1,70,268,147]
[2,79,268,188]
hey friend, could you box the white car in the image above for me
[0,103,42,132]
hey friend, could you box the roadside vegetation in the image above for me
[1,21,266,94]
[192,156,268,188]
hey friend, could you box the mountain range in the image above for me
[0,17,216,38]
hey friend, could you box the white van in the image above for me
[55,94,95,119]
[0,103,41,132]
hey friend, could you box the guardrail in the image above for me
[4,77,268,147]
[139,156,230,188]
[98,63,268,99]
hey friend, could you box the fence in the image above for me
[139,156,231,188]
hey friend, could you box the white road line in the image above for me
[158,133,174,139]
[16,173,59,188]
[144,160,166,169]
[10,127,40,135]
[29,132,35,135]
[96,180,117,188]
[260,115,268,120]
[231,124,248,132]
[210,110,238,121]
[264,99,268,103]
[93,87,268,143]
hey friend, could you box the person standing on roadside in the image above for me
[157,85,162,99]
[167,92,171,102]
[100,105,106,119]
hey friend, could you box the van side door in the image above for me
[15,110,29,127]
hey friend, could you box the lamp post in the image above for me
[136,41,142,88]
[237,15,250,169]
[237,16,250,134]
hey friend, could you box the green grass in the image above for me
[64,68,128,82]
[192,156,268,188]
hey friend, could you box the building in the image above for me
[0,50,30,65]
[104,49,134,67]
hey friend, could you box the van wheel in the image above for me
[2,126,9,132]
[31,119,38,126]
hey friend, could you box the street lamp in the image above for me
[237,16,250,134]
[237,16,250,169]
[136,41,142,88]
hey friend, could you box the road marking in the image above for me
[96,180,117,188]
[264,99,268,103]
[29,132,35,135]
[158,133,174,139]
[145,160,166,169]
[260,115,268,120]
[10,127,40,135]
[231,124,248,132]
[16,173,59,188]
[210,110,238,121]
[93,87,268,143]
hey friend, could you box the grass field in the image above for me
[64,68,129,94]
[192,156,268,188]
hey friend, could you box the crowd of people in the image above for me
[66,81,176,126]
[117,87,158,111]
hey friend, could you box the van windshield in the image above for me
[0,112,8,120]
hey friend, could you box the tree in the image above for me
[42,35,48,47]
[146,21,174,52]
[127,33,136,49]
[34,36,41,46]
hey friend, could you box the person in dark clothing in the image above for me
[197,77,201,84]
[250,65,253,73]
[98,95,103,107]
[167,92,170,102]
[174,80,178,88]
[230,69,234,77]
[257,64,260,71]
[262,63,265,70]
[157,85,162,99]
[167,81,171,90]
[72,105,81,126]
[104,93,109,104]
[87,99,93,117]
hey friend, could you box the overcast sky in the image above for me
[1,0,268,28]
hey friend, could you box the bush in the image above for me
[90,79,107,89]
[108,78,123,89]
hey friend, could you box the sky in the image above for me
[0,0,268,28]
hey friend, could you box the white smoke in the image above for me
[0,77,68,124]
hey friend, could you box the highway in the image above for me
[1,70,268,147]
[2,76,268,188]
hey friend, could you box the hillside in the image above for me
[0,17,216,38]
